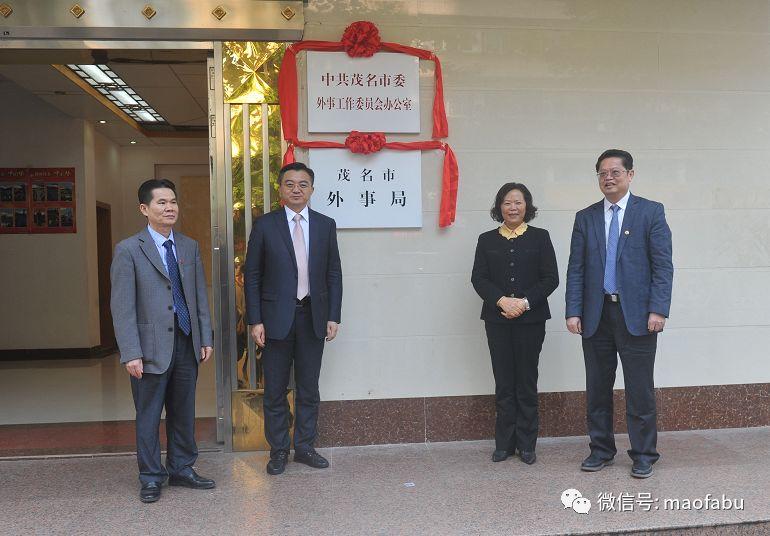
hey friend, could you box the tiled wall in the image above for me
[0,78,93,349]
[301,1,770,400]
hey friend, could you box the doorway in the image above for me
[0,2,303,453]
[0,44,219,456]
[96,202,115,350]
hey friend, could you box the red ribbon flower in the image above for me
[341,21,382,57]
[345,131,386,154]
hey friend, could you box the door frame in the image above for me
[0,0,303,42]
[0,4,303,448]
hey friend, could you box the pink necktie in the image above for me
[292,214,309,299]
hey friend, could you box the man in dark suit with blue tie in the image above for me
[566,149,673,479]
[111,179,215,502]
[245,162,343,475]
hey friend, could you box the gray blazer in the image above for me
[110,227,213,374]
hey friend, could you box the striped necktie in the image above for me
[603,204,620,294]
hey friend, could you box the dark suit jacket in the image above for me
[471,225,559,324]
[110,227,213,374]
[244,207,343,340]
[565,193,673,338]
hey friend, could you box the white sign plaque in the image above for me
[309,149,422,229]
[306,51,420,133]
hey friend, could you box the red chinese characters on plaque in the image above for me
[0,168,76,234]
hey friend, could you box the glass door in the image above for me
[210,41,289,451]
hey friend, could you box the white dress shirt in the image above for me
[603,191,630,243]
[285,205,310,258]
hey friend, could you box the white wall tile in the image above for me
[320,333,495,399]
[656,92,770,150]
[669,269,770,328]
[660,32,770,92]
[417,0,770,34]
[655,327,770,387]
[669,210,770,268]
[443,89,662,150]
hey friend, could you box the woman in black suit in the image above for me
[471,182,559,465]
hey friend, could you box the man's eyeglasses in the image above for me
[596,169,628,180]
[284,181,312,190]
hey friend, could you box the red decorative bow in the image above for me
[345,131,386,154]
[277,21,458,227]
[341,21,381,58]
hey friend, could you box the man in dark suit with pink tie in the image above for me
[244,162,343,475]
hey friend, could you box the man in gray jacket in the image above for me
[111,179,215,503]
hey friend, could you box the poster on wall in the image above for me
[306,51,420,133]
[0,168,76,234]
[309,148,422,229]
[0,169,29,235]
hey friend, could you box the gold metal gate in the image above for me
[216,41,293,450]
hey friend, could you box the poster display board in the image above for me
[0,168,76,234]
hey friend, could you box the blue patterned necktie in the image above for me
[163,239,191,336]
[603,204,620,294]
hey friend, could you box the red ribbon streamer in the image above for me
[278,41,448,142]
[277,25,455,227]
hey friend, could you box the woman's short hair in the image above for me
[490,182,538,223]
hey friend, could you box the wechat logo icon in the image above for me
[561,488,592,514]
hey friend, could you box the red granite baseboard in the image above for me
[2,384,767,454]
[0,417,218,457]
[315,383,770,447]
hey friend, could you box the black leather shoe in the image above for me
[581,454,614,472]
[267,450,289,475]
[631,461,653,479]
[169,470,215,489]
[492,449,512,462]
[519,450,536,465]
[140,482,161,503]
[294,448,329,469]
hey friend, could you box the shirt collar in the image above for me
[604,191,631,212]
[147,224,174,247]
[285,205,310,223]
[499,222,528,240]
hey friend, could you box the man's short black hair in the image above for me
[596,149,633,172]
[138,179,176,205]
[278,162,315,185]
[490,182,538,223]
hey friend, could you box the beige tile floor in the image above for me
[2,427,769,535]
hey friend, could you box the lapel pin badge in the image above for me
[624,230,630,235]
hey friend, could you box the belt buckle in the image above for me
[608,293,619,303]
